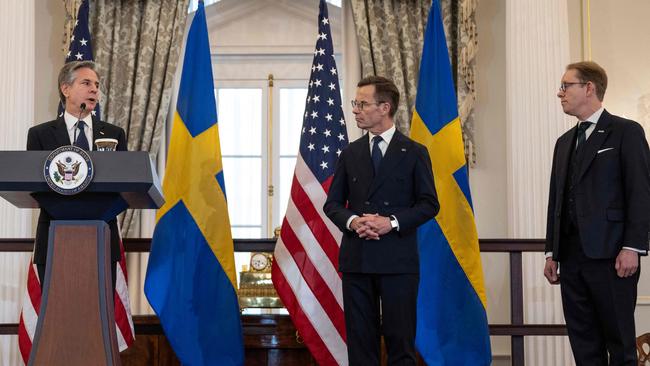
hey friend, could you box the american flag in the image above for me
[58,0,100,118]
[18,1,134,363]
[271,0,349,364]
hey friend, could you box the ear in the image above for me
[60,83,70,99]
[585,81,596,97]
[381,102,391,116]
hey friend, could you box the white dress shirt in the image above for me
[64,111,93,148]
[367,124,396,156]
[575,107,603,148]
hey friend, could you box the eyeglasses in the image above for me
[559,82,587,92]
[351,100,384,110]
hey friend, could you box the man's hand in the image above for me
[350,214,393,240]
[615,249,639,278]
[543,258,560,284]
[350,216,379,240]
[360,214,392,236]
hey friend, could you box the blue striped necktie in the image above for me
[371,135,383,173]
[575,121,593,150]
[75,121,90,150]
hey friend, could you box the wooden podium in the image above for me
[0,151,164,366]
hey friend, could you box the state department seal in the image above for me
[44,145,94,195]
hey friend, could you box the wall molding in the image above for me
[638,296,650,306]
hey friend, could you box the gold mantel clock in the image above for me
[238,252,283,308]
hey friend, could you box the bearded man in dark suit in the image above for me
[324,76,439,365]
[544,61,650,365]
[26,60,127,288]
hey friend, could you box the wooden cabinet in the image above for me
[120,314,316,366]
[120,314,427,365]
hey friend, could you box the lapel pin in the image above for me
[597,130,605,133]
[401,148,406,152]
[99,131,105,135]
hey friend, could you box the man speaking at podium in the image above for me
[26,60,127,289]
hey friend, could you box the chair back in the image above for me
[638,333,650,365]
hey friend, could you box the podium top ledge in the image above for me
[0,151,164,209]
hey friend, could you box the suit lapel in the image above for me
[92,118,104,151]
[51,116,72,146]
[368,131,409,197]
[355,134,374,185]
[576,110,612,182]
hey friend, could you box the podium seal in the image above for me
[44,145,94,195]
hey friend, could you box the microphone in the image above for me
[73,103,88,146]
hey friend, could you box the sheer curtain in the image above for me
[0,1,35,365]
[505,0,574,364]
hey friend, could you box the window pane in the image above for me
[277,156,297,225]
[234,252,249,285]
[279,88,307,156]
[188,0,221,13]
[231,227,262,239]
[217,88,262,156]
[222,157,262,226]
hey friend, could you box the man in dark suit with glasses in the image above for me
[325,76,439,365]
[544,61,650,365]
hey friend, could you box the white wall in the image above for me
[473,0,510,361]
[471,1,650,363]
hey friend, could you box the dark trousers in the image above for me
[560,233,639,366]
[37,261,118,294]
[342,272,419,366]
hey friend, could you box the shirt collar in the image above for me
[368,124,396,145]
[581,107,604,125]
[64,111,93,132]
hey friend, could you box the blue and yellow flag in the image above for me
[144,2,244,365]
[410,1,491,364]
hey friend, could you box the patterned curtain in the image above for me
[349,0,429,135]
[349,0,478,165]
[87,0,189,236]
[62,0,82,55]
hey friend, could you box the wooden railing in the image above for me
[0,238,566,366]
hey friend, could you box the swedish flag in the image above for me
[410,1,491,364]
[144,2,244,365]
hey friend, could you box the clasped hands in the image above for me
[350,214,392,240]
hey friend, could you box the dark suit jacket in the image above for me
[546,109,650,260]
[26,116,128,264]
[324,130,439,274]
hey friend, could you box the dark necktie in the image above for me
[575,121,593,151]
[75,121,90,150]
[371,135,383,173]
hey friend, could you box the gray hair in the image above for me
[58,61,100,105]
